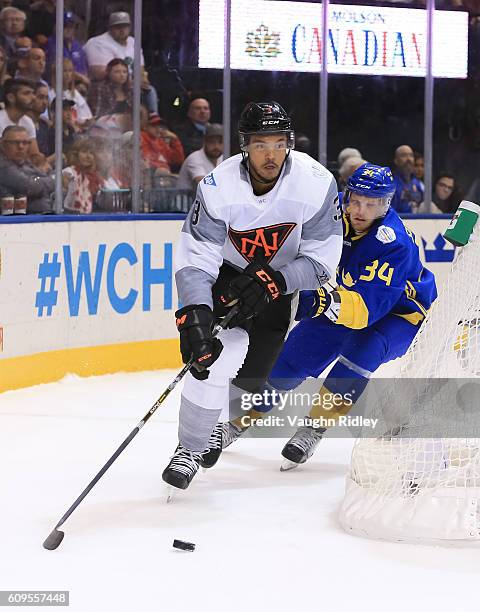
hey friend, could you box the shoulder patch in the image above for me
[376,225,396,244]
[203,172,217,186]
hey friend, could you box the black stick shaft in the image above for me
[54,428,139,529]
[51,307,238,531]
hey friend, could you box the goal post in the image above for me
[339,203,480,543]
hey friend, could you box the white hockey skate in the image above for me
[200,421,246,469]
[222,421,246,449]
[162,444,204,492]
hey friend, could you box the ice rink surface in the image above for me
[1,370,479,612]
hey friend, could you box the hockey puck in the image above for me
[172,539,195,552]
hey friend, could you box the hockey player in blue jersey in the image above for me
[218,162,437,468]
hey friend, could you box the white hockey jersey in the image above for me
[175,151,343,308]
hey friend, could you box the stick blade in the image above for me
[43,529,65,550]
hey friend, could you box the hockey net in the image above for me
[339,222,480,543]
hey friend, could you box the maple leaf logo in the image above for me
[245,24,281,65]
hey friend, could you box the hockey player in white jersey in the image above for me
[162,101,343,490]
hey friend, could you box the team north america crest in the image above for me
[228,223,296,264]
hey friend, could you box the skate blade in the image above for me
[165,485,176,503]
[280,459,300,472]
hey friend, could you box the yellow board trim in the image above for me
[0,338,183,394]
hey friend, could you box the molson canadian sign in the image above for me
[199,0,468,78]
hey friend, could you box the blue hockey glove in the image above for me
[295,283,341,323]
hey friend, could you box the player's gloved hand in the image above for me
[175,304,223,380]
[295,282,341,323]
[295,290,322,320]
[220,261,286,327]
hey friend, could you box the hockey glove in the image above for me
[295,283,341,323]
[220,261,286,327]
[175,305,223,380]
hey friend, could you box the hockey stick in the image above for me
[43,305,239,551]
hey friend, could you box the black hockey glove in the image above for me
[175,305,223,380]
[220,261,286,327]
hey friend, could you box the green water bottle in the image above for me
[444,200,480,247]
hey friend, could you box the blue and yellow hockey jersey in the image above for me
[334,208,437,329]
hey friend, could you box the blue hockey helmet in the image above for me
[344,163,396,218]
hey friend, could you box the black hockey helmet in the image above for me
[238,101,295,151]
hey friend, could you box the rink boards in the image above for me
[0,213,455,392]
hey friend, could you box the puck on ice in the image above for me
[173,539,195,552]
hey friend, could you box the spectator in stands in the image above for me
[431,173,462,213]
[338,156,367,189]
[141,109,184,175]
[45,97,79,157]
[175,96,211,157]
[0,124,54,212]
[0,78,43,160]
[52,58,92,127]
[337,147,362,168]
[62,138,104,214]
[0,7,26,58]
[177,123,223,191]
[0,44,10,101]
[26,80,49,156]
[75,77,88,100]
[413,151,425,190]
[87,57,132,120]
[295,133,312,155]
[14,35,31,54]
[15,46,49,92]
[139,69,156,112]
[25,0,56,47]
[8,35,31,74]
[391,144,424,213]
[94,138,125,189]
[83,11,157,113]
[83,11,136,81]
[45,11,89,89]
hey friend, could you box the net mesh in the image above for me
[340,223,480,541]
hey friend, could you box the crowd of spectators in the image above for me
[336,144,464,215]
[0,5,193,214]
